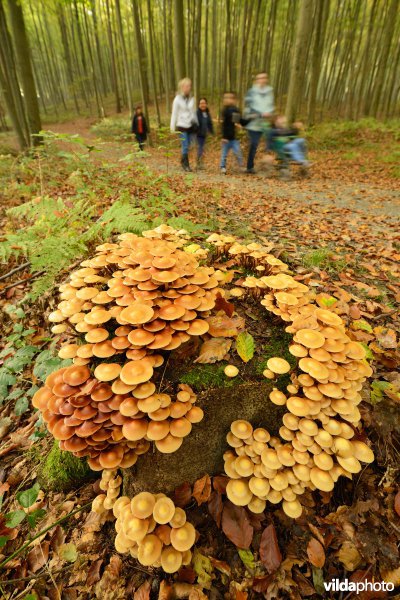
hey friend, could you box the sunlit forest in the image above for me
[0,1,399,599]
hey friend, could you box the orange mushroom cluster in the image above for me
[32,364,201,470]
[106,491,196,572]
[205,236,375,518]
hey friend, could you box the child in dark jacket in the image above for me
[269,115,309,168]
[220,92,243,174]
[131,105,148,151]
[196,98,214,169]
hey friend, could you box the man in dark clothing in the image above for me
[219,92,243,174]
[131,104,148,151]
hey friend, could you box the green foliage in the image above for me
[235,331,255,363]
[2,483,46,548]
[90,116,131,140]
[38,441,95,492]
[308,118,400,150]
[302,248,347,273]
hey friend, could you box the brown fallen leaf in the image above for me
[336,540,362,571]
[259,523,282,573]
[394,490,400,517]
[192,474,211,505]
[134,580,151,600]
[27,540,50,573]
[173,482,192,508]
[195,337,232,363]
[307,537,325,568]
[221,501,253,549]
[208,491,223,528]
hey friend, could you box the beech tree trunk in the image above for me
[7,0,42,145]
[173,0,186,81]
[285,0,314,122]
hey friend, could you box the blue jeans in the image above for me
[197,136,206,159]
[180,131,195,156]
[284,138,307,164]
[220,139,243,168]
[246,129,270,170]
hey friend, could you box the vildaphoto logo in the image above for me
[324,579,394,593]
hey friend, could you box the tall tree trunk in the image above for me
[131,0,149,123]
[0,0,28,148]
[173,0,186,81]
[147,0,161,125]
[105,0,121,113]
[7,0,42,145]
[285,0,314,122]
[115,0,132,113]
[307,0,329,124]
[193,0,202,100]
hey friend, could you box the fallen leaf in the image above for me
[133,580,151,600]
[259,523,282,573]
[336,541,362,571]
[195,337,232,364]
[173,482,192,508]
[222,502,253,549]
[235,331,255,363]
[86,559,103,586]
[192,474,211,505]
[214,293,235,317]
[307,537,325,568]
[27,540,50,573]
[394,490,400,517]
[192,549,213,589]
[208,491,223,528]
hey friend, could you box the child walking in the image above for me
[220,92,243,174]
[269,115,309,174]
[131,104,148,151]
[196,98,214,170]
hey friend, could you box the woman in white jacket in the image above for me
[170,78,198,172]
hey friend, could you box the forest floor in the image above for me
[0,115,399,599]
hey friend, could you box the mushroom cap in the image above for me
[231,420,253,440]
[253,428,270,443]
[270,471,289,491]
[160,547,183,573]
[269,389,287,406]
[137,534,163,566]
[315,308,342,326]
[282,499,302,519]
[224,365,239,378]
[351,441,374,463]
[235,456,254,477]
[131,492,156,519]
[62,365,90,387]
[310,467,334,491]
[155,434,183,453]
[112,496,131,519]
[266,357,291,374]
[226,479,253,506]
[120,359,153,385]
[294,329,325,349]
[289,344,308,358]
[186,406,204,424]
[169,507,187,528]
[249,477,270,497]
[333,437,354,457]
[261,448,282,470]
[85,328,109,343]
[120,302,154,325]
[336,455,361,473]
[293,464,311,482]
[298,419,318,437]
[313,452,334,471]
[170,522,196,552]
[286,396,311,417]
[147,420,170,441]
[94,363,121,382]
[247,497,266,514]
[345,341,366,360]
[122,418,148,441]
[124,516,149,542]
[299,358,330,381]
[153,497,176,524]
[58,344,79,359]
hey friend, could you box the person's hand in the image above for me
[294,121,304,129]
[222,138,228,143]
[262,112,272,118]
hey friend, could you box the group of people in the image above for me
[131,71,309,176]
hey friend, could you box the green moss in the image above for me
[38,441,96,492]
[180,362,236,392]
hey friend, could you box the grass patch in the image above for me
[180,363,235,392]
[302,248,347,273]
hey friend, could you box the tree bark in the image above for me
[307,0,329,124]
[7,0,42,145]
[173,0,186,81]
[285,0,314,122]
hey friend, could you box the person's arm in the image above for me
[244,89,263,120]
[131,116,136,134]
[170,97,178,132]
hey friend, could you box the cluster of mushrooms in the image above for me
[92,468,122,511]
[204,235,374,519]
[32,225,229,469]
[92,473,196,573]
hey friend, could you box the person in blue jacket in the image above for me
[196,97,214,170]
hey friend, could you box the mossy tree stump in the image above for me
[123,377,282,496]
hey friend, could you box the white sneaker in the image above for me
[220,167,227,175]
